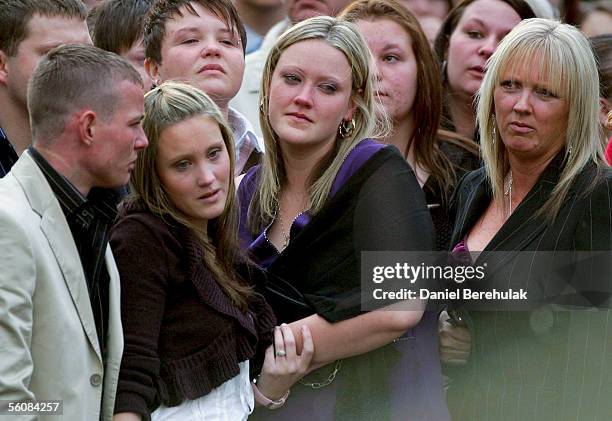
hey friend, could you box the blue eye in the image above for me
[319,83,337,94]
[535,88,557,98]
[208,148,221,159]
[283,74,301,84]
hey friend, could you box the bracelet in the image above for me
[251,377,290,409]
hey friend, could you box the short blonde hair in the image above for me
[477,18,604,220]
[252,16,383,232]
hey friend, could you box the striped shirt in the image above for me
[29,146,119,357]
[0,127,18,178]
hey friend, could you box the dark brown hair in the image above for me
[433,0,536,72]
[341,0,461,202]
[144,0,247,64]
[88,0,153,55]
[0,0,87,56]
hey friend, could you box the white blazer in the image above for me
[0,151,123,421]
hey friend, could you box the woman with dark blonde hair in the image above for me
[110,82,313,421]
[239,15,448,420]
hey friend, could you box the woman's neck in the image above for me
[507,148,562,203]
[280,140,334,194]
[384,114,414,158]
[383,115,428,186]
[447,92,476,139]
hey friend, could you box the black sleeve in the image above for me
[353,148,434,252]
[305,148,435,322]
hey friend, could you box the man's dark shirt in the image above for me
[0,128,18,178]
[29,147,119,358]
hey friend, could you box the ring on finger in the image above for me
[276,350,287,357]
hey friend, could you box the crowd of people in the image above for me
[1,0,611,420]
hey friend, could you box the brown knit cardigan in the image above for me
[110,204,275,420]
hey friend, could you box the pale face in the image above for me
[88,81,148,188]
[156,116,231,227]
[446,0,521,100]
[286,0,352,23]
[399,0,450,20]
[580,10,612,38]
[121,38,153,91]
[148,3,245,107]
[268,39,355,155]
[1,14,91,110]
[493,63,569,164]
[356,19,417,125]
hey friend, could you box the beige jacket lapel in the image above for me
[14,152,102,361]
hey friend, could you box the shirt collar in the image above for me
[228,107,264,153]
[28,146,119,224]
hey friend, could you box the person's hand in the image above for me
[256,324,314,400]
[438,310,471,365]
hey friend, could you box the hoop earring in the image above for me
[441,60,447,84]
[338,118,355,139]
[491,115,497,145]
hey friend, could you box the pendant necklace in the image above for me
[504,170,513,218]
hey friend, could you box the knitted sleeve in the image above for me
[110,215,175,421]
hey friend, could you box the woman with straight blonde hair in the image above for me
[446,19,612,419]
[238,16,448,420]
[110,81,313,421]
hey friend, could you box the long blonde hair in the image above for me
[477,18,605,220]
[250,16,384,232]
[129,81,251,309]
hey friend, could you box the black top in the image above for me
[0,127,18,178]
[424,140,481,251]
[447,152,612,420]
[29,146,118,357]
[239,144,434,323]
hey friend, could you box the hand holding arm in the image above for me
[255,324,314,402]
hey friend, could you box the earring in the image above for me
[338,118,356,139]
[491,115,497,144]
[441,60,447,84]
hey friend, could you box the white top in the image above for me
[151,360,254,421]
[228,107,264,175]
[230,20,291,137]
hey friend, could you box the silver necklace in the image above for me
[278,207,291,250]
[504,170,513,218]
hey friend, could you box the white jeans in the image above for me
[152,361,254,421]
